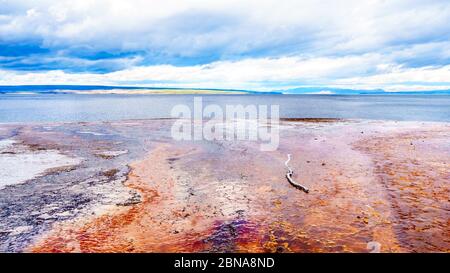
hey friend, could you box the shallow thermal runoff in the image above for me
[0,119,449,253]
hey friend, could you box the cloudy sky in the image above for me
[1,0,450,91]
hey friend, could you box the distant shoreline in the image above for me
[0,85,276,95]
[1,85,450,95]
[46,89,251,95]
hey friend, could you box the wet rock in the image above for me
[95,150,128,159]
[37,213,56,221]
[116,192,141,206]
[102,169,119,178]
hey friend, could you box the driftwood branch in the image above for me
[284,154,309,193]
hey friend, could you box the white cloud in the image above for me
[1,0,450,56]
[335,64,450,91]
[1,0,450,90]
[2,56,450,91]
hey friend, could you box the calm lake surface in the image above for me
[1,94,449,123]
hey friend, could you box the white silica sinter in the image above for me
[0,139,81,190]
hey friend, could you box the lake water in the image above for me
[1,94,449,123]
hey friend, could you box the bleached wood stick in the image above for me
[285,154,309,193]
